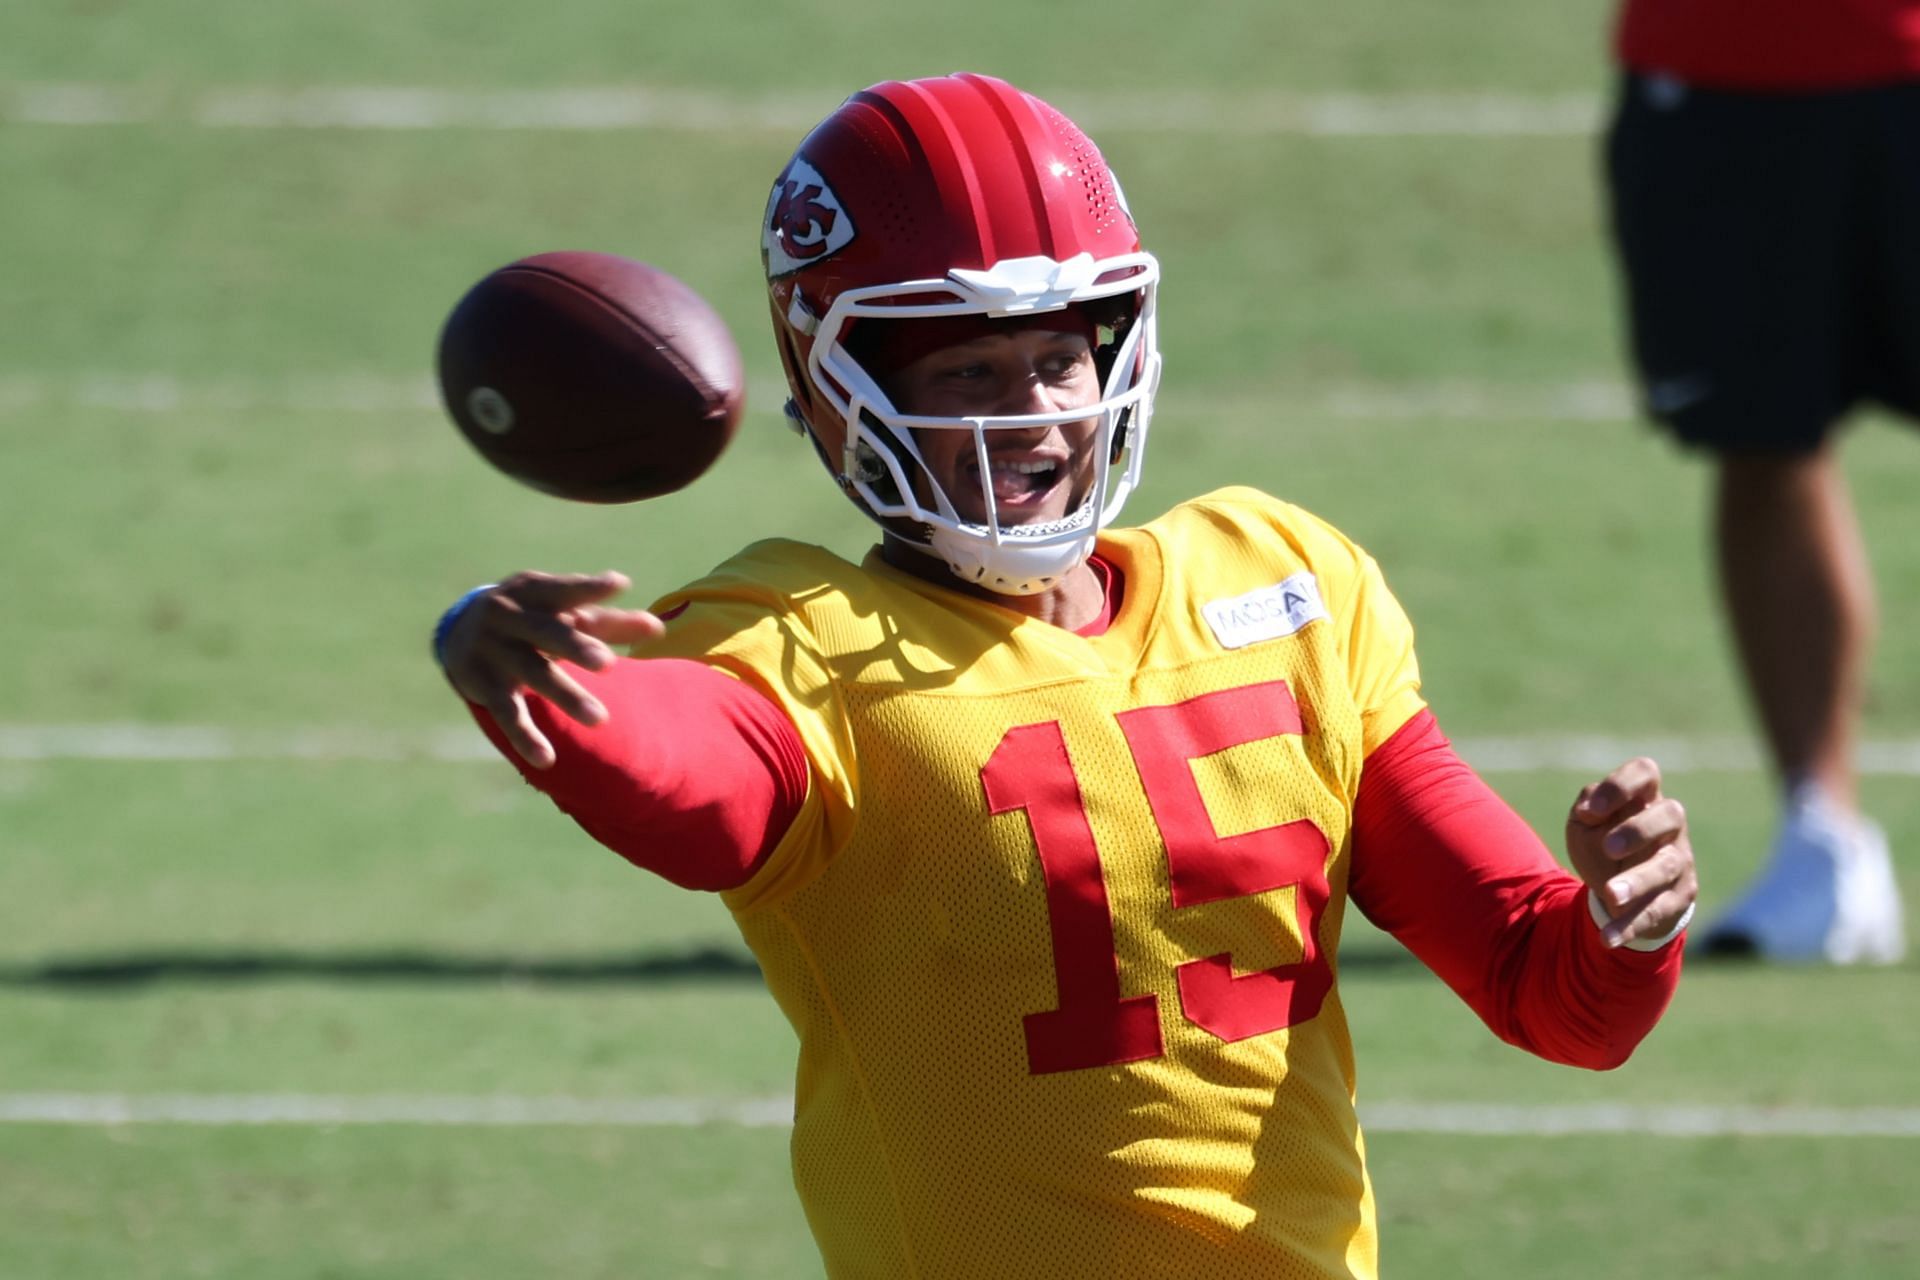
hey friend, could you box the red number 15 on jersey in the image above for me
[982,682,1333,1075]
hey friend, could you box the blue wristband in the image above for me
[432,584,498,665]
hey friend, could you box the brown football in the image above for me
[437,251,745,503]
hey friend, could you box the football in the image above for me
[436,251,745,503]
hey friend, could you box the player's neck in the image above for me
[878,539,1107,631]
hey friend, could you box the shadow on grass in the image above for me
[0,943,1430,990]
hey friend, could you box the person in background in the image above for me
[1604,0,1913,964]
[438,73,1697,1278]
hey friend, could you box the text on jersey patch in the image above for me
[1202,572,1329,650]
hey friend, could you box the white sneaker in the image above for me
[1698,787,1907,965]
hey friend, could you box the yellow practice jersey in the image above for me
[647,487,1427,1280]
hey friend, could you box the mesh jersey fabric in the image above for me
[642,487,1426,1280]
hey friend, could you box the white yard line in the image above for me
[4,723,1920,775]
[0,1093,1911,1136]
[1359,1102,1920,1138]
[1,83,1606,137]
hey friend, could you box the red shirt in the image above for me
[1616,0,1920,90]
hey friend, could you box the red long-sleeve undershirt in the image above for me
[468,649,1680,1072]
[471,657,810,892]
[1349,709,1682,1069]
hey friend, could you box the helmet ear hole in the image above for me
[849,417,907,508]
[849,438,888,485]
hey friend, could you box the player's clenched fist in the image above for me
[437,571,666,769]
[1564,757,1699,949]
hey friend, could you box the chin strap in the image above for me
[928,518,1098,597]
[882,531,1086,598]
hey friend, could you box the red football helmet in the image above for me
[763,72,1161,595]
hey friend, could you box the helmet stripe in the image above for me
[953,73,1077,261]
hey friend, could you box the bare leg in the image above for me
[1704,444,1904,962]
[1713,444,1874,809]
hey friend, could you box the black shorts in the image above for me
[1605,73,1920,453]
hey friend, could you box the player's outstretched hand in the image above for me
[439,571,665,769]
[1564,757,1699,949]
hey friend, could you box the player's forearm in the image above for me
[1487,880,1682,1069]
[1350,710,1682,1069]
[466,657,808,891]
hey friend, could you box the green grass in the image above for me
[7,1124,1911,1280]
[13,397,1919,735]
[2,1126,815,1280]
[4,1,1918,1276]
[1,0,1619,92]
[3,128,1619,382]
[1369,1134,1918,1280]
[4,1126,1912,1279]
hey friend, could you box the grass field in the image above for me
[3,2,1917,1277]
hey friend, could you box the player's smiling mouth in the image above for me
[961,451,1070,516]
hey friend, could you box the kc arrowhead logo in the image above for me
[764,157,856,277]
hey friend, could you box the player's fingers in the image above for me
[568,606,668,646]
[1571,756,1663,824]
[1598,796,1688,865]
[543,664,610,728]
[1596,836,1692,913]
[1599,879,1697,949]
[503,647,608,727]
[441,633,520,707]
[478,689,556,770]
[478,595,618,669]
[499,570,632,611]
[1569,781,1606,828]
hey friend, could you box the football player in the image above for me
[1607,0,1911,965]
[437,73,1697,1279]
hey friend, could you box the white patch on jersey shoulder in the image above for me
[1202,572,1329,650]
[763,156,856,278]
